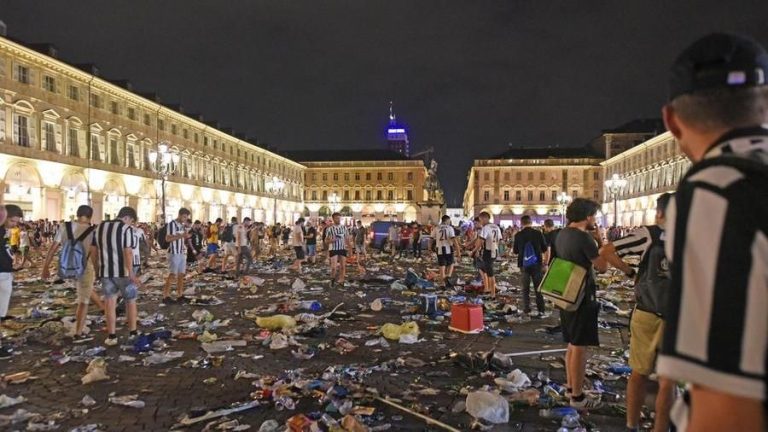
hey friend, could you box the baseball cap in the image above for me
[669,33,768,100]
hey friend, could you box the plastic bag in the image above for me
[81,358,110,385]
[465,391,509,424]
[256,315,297,330]
[380,321,419,340]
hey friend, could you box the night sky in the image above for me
[2,1,768,205]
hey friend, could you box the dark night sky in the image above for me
[2,1,768,205]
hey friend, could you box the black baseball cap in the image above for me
[669,33,768,100]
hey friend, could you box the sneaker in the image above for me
[104,336,119,347]
[162,297,175,304]
[73,334,94,344]
[0,345,13,359]
[570,394,602,410]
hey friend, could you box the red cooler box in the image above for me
[449,303,484,333]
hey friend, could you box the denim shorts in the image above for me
[101,277,138,301]
[206,244,219,257]
[306,244,316,256]
[168,253,187,274]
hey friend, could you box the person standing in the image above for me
[219,217,238,273]
[0,205,23,358]
[431,215,460,287]
[555,198,609,409]
[325,212,350,286]
[387,223,399,258]
[411,223,422,259]
[288,218,306,273]
[204,218,222,273]
[353,220,367,272]
[513,215,549,317]
[657,33,768,431]
[186,220,204,268]
[600,193,674,432]
[398,224,412,259]
[305,221,317,264]
[235,217,253,277]
[471,211,502,298]
[163,208,191,303]
[41,205,100,343]
[542,218,561,263]
[269,223,281,257]
[250,222,262,259]
[92,207,142,347]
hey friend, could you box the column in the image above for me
[44,187,62,221]
[91,192,104,223]
[128,196,139,213]
[309,210,319,224]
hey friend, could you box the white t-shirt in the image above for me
[235,224,250,247]
[291,224,304,247]
[433,224,456,255]
[55,221,95,247]
[19,230,29,248]
[479,223,502,258]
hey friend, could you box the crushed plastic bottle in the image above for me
[465,391,509,424]
[142,351,184,366]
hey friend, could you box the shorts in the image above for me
[20,246,29,257]
[223,242,237,255]
[75,262,96,304]
[437,253,454,267]
[560,298,600,346]
[132,264,141,276]
[628,308,664,375]
[206,244,219,257]
[355,244,365,254]
[306,244,317,257]
[480,250,496,277]
[101,277,138,301]
[10,245,18,254]
[168,253,187,274]
[0,272,13,317]
[294,246,305,260]
[329,249,347,258]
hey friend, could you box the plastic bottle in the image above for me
[300,301,322,312]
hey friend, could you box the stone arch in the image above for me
[3,161,42,187]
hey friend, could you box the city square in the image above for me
[0,2,766,431]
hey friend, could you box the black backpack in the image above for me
[156,225,170,250]
[220,224,234,242]
[634,225,670,317]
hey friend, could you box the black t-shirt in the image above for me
[0,227,13,273]
[513,227,548,268]
[554,227,599,294]
[544,229,561,263]
[306,227,317,245]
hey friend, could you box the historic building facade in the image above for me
[463,147,604,227]
[601,131,691,227]
[0,36,304,224]
[287,150,443,225]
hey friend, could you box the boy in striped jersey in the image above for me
[92,206,142,347]
[163,208,191,304]
[324,212,350,286]
[471,211,502,298]
[658,33,768,431]
[431,215,460,287]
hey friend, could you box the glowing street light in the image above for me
[327,192,341,213]
[556,192,571,226]
[148,141,180,223]
[265,176,285,224]
[604,173,627,227]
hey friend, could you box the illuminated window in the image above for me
[503,190,509,201]
[551,191,557,201]
[515,190,521,201]
[355,172,360,181]
[387,190,394,200]
[539,191,545,201]
[483,190,490,201]
[527,191,533,201]
[343,190,350,200]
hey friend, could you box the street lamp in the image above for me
[148,141,180,223]
[556,192,571,226]
[265,176,285,224]
[328,192,341,213]
[604,173,627,228]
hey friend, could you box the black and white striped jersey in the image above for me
[658,127,768,407]
[433,223,456,255]
[325,224,348,251]
[94,220,135,278]
[167,220,187,254]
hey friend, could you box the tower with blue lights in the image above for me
[386,101,410,157]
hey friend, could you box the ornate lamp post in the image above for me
[265,176,285,224]
[556,192,571,226]
[328,192,341,213]
[148,141,179,223]
[604,173,627,227]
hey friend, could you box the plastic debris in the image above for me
[0,394,26,408]
[142,351,184,366]
[465,391,510,424]
[380,321,419,340]
[255,315,297,330]
[81,358,110,385]
[108,394,145,408]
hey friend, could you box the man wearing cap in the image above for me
[659,33,768,431]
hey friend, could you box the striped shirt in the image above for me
[94,220,135,278]
[167,220,186,254]
[325,224,348,251]
[433,224,456,255]
[658,127,768,413]
[131,228,145,267]
[613,226,653,261]
[479,223,502,258]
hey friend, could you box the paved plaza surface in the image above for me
[0,246,642,431]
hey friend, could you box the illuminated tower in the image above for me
[386,101,410,157]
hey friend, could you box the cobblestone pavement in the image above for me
[0,246,640,431]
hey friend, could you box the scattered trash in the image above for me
[81,358,110,385]
[0,394,26,409]
[465,391,510,424]
[108,394,145,409]
[255,315,297,330]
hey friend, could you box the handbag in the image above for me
[539,257,589,312]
